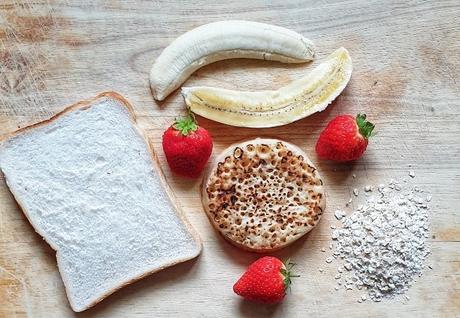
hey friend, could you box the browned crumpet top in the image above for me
[201,139,325,252]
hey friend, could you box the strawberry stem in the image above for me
[356,114,375,139]
[281,259,299,293]
[174,113,198,136]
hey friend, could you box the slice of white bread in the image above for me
[0,92,202,312]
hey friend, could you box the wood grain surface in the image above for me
[0,0,459,317]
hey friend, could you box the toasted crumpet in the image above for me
[201,138,325,252]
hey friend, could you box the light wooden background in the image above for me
[0,0,459,317]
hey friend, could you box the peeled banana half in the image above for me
[150,20,315,100]
[182,47,352,128]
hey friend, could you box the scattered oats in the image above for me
[326,257,333,263]
[319,268,324,273]
[352,174,356,178]
[321,247,326,252]
[330,225,336,229]
[409,170,415,178]
[357,299,362,303]
[353,188,359,196]
[335,209,347,220]
[335,286,340,291]
[328,181,431,302]
[329,243,333,250]
[331,230,340,240]
[405,295,410,301]
[346,198,353,206]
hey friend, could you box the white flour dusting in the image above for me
[328,179,431,302]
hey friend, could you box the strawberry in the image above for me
[233,256,298,304]
[315,113,375,162]
[162,114,213,178]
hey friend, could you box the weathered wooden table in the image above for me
[1,1,459,317]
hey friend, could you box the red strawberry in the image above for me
[162,114,213,178]
[233,257,298,304]
[315,113,375,162]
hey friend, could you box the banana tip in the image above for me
[181,87,191,97]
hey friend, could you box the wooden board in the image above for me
[0,0,459,317]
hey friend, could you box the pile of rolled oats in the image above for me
[328,177,431,302]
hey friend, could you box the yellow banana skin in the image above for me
[182,47,352,128]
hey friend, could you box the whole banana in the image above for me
[182,47,352,128]
[150,20,315,101]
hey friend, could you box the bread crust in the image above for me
[201,138,325,253]
[0,92,202,312]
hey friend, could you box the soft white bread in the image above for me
[0,92,202,312]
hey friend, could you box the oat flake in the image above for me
[329,180,430,302]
